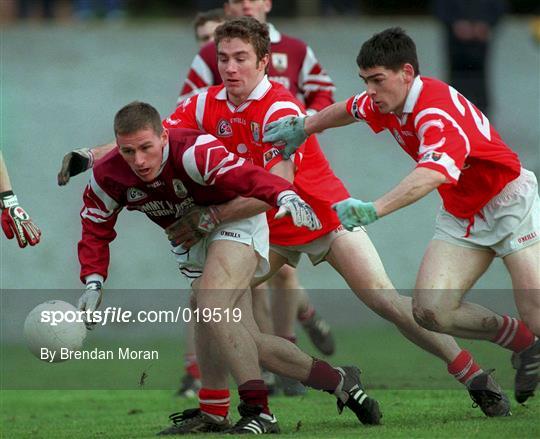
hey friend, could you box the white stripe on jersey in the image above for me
[262,101,304,130]
[81,172,120,223]
[299,46,334,89]
[177,82,209,105]
[415,108,471,156]
[195,91,208,131]
[191,54,214,87]
[182,135,216,185]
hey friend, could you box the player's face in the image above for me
[196,20,222,47]
[217,37,269,105]
[225,0,271,23]
[117,127,168,182]
[359,64,414,115]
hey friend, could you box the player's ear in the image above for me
[264,0,272,14]
[161,128,169,147]
[259,53,270,72]
[402,63,415,84]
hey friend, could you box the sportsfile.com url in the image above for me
[40,307,242,326]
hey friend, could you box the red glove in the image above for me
[1,192,41,248]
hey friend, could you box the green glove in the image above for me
[332,198,378,230]
[263,116,308,159]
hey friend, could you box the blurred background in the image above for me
[1,1,539,379]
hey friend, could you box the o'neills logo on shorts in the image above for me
[517,231,537,244]
[220,230,240,238]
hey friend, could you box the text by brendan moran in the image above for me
[40,347,159,363]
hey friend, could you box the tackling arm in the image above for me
[373,167,447,218]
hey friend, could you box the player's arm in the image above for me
[0,151,41,247]
[77,173,122,324]
[333,168,446,231]
[263,100,356,159]
[57,142,116,186]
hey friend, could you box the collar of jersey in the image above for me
[154,142,170,179]
[216,75,272,111]
[267,23,281,43]
[402,76,423,114]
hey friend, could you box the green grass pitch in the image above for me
[1,327,538,438]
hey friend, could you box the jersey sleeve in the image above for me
[176,45,216,106]
[181,134,294,206]
[261,100,307,172]
[164,94,200,131]
[345,92,386,133]
[298,46,335,113]
[78,172,122,283]
[413,108,470,184]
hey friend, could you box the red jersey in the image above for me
[178,23,334,113]
[78,128,294,282]
[165,77,350,246]
[346,76,521,218]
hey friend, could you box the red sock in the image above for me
[447,350,483,385]
[199,388,230,418]
[492,315,536,353]
[238,380,271,415]
[280,335,297,344]
[298,304,316,322]
[185,353,200,379]
[302,358,341,392]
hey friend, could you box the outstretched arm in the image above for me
[58,142,116,186]
[334,168,447,230]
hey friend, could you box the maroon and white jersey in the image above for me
[178,23,335,113]
[346,76,521,219]
[78,128,294,282]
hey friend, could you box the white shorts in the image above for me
[172,213,270,280]
[270,224,363,267]
[433,168,540,257]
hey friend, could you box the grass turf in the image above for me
[1,327,539,437]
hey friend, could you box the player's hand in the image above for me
[332,198,378,230]
[275,190,322,231]
[57,148,94,186]
[165,206,221,249]
[1,194,41,248]
[78,281,103,330]
[263,116,308,160]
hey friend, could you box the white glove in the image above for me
[78,280,103,329]
[275,190,322,231]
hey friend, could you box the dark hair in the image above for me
[214,16,270,63]
[193,8,225,34]
[357,27,420,75]
[114,101,163,136]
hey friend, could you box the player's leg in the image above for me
[237,284,382,425]
[250,282,278,394]
[176,296,201,398]
[503,242,540,403]
[327,231,510,417]
[413,239,502,339]
[326,231,461,362]
[270,265,336,357]
[195,239,260,385]
[504,242,540,335]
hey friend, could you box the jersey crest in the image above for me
[127,187,147,202]
[217,119,233,137]
[172,179,188,198]
[250,121,261,143]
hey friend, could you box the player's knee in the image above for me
[412,305,445,332]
